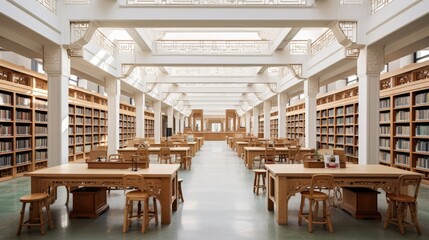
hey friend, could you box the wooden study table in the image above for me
[25,163,180,224]
[243,147,313,169]
[265,164,422,225]
[235,142,248,157]
[118,147,191,169]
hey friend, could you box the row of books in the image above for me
[395,153,409,165]
[395,139,410,150]
[0,109,11,120]
[379,138,390,148]
[416,157,429,169]
[0,155,12,167]
[0,141,12,152]
[15,96,31,107]
[380,112,390,122]
[35,150,48,161]
[0,125,12,136]
[395,110,409,121]
[35,112,47,122]
[0,92,12,105]
[35,138,48,148]
[16,152,31,164]
[379,151,390,163]
[416,140,429,152]
[16,125,31,135]
[416,125,429,136]
[16,139,31,150]
[35,126,47,135]
[394,95,410,107]
[396,126,410,136]
[415,91,429,105]
[16,110,31,121]
[416,109,429,120]
[34,99,47,110]
[345,105,355,114]
[380,98,390,109]
[380,126,390,135]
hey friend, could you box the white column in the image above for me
[335,79,347,90]
[175,111,180,134]
[263,100,271,139]
[154,100,162,143]
[304,78,318,149]
[106,78,120,156]
[245,111,251,135]
[358,46,385,165]
[185,117,189,127]
[399,54,414,68]
[180,114,185,133]
[167,107,174,130]
[44,46,69,167]
[252,107,259,137]
[278,92,288,138]
[135,93,145,138]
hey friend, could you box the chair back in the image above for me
[108,154,124,162]
[288,146,301,163]
[89,149,107,161]
[123,175,161,199]
[397,175,422,199]
[309,174,334,197]
[264,147,276,164]
[159,147,171,156]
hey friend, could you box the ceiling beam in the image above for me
[160,85,264,93]
[125,28,153,52]
[275,28,302,50]
[144,75,280,84]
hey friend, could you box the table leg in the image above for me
[159,176,174,225]
[30,177,42,222]
[267,172,274,211]
[247,152,254,169]
[275,177,289,224]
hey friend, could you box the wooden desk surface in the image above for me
[25,163,180,178]
[120,147,190,152]
[265,164,421,177]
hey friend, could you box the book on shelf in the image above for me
[416,109,429,120]
[415,91,429,105]
[379,98,390,109]
[416,157,429,169]
[394,95,410,107]
[395,153,409,165]
[416,140,429,152]
[416,125,429,136]
[395,139,410,150]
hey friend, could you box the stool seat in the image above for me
[126,191,150,201]
[20,193,49,202]
[300,191,330,201]
[386,193,415,203]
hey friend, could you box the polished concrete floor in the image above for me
[1,141,428,240]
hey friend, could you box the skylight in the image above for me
[165,67,261,77]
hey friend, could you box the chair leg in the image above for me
[397,202,405,235]
[324,200,333,233]
[38,201,45,235]
[314,201,319,220]
[152,198,159,225]
[178,181,184,202]
[256,173,260,195]
[123,200,129,233]
[410,203,421,235]
[298,196,304,226]
[17,202,26,236]
[65,186,70,206]
[253,173,257,193]
[142,199,149,233]
[308,199,314,233]
[262,174,266,192]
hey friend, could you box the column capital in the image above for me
[43,46,70,76]
[358,45,385,75]
[304,78,319,97]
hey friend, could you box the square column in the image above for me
[180,114,185,133]
[278,92,288,138]
[304,78,318,149]
[358,46,385,165]
[154,100,162,143]
[106,78,120,156]
[175,111,180,134]
[167,107,174,132]
[264,100,272,139]
[135,93,145,138]
[252,108,259,137]
[44,46,70,167]
[245,111,251,135]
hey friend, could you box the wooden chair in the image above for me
[261,147,276,168]
[132,147,150,169]
[298,174,334,233]
[107,154,124,162]
[89,148,107,161]
[384,174,422,235]
[181,155,192,170]
[253,169,266,195]
[123,175,161,233]
[286,146,301,164]
[158,147,172,164]
[17,193,53,235]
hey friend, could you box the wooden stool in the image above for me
[178,178,184,202]
[298,174,334,233]
[253,169,266,195]
[17,193,53,235]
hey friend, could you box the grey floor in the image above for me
[1,141,428,240]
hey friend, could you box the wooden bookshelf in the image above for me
[0,59,151,181]
[145,111,155,138]
[377,61,429,181]
[258,114,264,138]
[270,111,278,139]
[286,101,305,145]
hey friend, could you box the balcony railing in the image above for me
[155,40,271,55]
[91,30,116,56]
[289,41,307,55]
[117,40,136,54]
[66,0,91,4]
[126,0,307,6]
[311,29,335,56]
[371,0,393,14]
[36,0,56,13]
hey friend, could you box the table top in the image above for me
[243,147,313,151]
[265,164,422,177]
[119,147,190,151]
[25,163,180,178]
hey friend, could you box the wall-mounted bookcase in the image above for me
[270,111,278,139]
[258,114,264,138]
[286,101,305,145]
[0,59,157,181]
[377,61,429,181]
[145,111,155,138]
